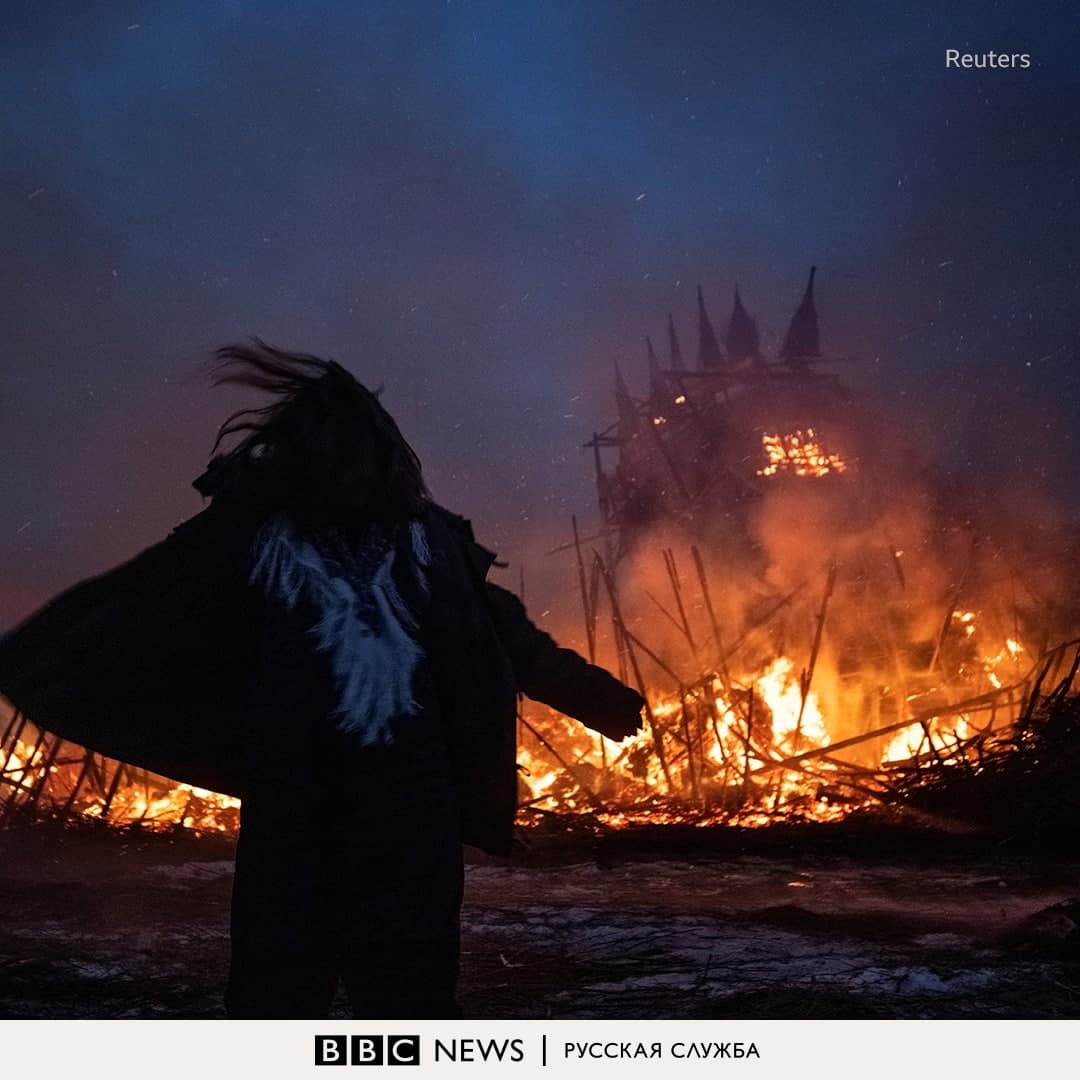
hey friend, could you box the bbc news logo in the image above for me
[315,1035,420,1067]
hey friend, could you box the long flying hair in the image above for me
[201,339,429,526]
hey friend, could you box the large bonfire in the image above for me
[2,268,1077,834]
[517,268,1078,826]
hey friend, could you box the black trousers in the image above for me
[225,746,464,1019]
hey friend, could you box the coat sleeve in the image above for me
[483,583,645,740]
[0,499,261,797]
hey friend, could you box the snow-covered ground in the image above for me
[1,830,1078,1018]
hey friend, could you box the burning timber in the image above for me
[3,646,1080,840]
[519,268,1080,827]
[0,701,240,834]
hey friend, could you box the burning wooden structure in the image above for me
[585,267,859,565]
[515,268,1080,826]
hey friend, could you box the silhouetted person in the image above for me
[0,342,645,1019]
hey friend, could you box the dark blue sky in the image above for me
[2,1,1078,623]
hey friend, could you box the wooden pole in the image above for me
[795,562,838,742]
[663,549,697,658]
[61,751,96,817]
[752,674,1039,777]
[517,714,606,812]
[1,708,23,754]
[571,515,596,663]
[679,692,698,797]
[26,734,64,809]
[644,589,688,641]
[0,719,41,821]
[929,536,976,676]
[691,546,727,675]
[596,551,631,686]
[99,761,128,822]
[595,550,674,792]
[742,691,755,804]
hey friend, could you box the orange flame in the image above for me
[757,429,848,478]
[0,574,1042,834]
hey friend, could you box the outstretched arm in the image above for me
[484,583,645,741]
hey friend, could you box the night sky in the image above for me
[2,1,1078,628]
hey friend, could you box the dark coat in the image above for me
[0,491,643,855]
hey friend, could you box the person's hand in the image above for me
[591,687,646,742]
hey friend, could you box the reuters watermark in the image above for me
[945,49,1031,69]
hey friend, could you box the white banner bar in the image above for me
[1,1019,1076,1078]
